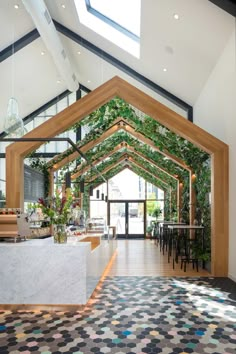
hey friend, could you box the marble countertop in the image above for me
[0,237,89,247]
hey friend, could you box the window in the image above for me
[74,0,141,57]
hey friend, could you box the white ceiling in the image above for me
[0,0,234,132]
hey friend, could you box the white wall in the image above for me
[194,29,236,281]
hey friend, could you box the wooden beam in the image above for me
[127,146,180,181]
[211,148,229,276]
[52,119,191,173]
[115,76,227,154]
[127,157,169,186]
[52,124,121,171]
[127,165,168,191]
[71,144,122,179]
[72,142,180,183]
[125,125,191,171]
[87,154,170,189]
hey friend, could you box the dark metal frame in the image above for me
[108,199,146,238]
[0,137,106,183]
[0,29,39,63]
[85,0,139,43]
[209,0,236,16]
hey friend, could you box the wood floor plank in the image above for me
[108,240,210,276]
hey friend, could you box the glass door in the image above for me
[108,201,145,238]
[128,202,144,237]
[109,202,126,237]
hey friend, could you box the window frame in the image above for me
[85,0,140,43]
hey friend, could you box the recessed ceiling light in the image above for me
[163,68,167,72]
[173,13,179,20]
[77,51,81,55]
[57,79,61,84]
[61,4,66,9]
[14,4,19,9]
[87,80,91,83]
[41,51,45,56]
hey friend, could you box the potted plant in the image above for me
[152,206,162,221]
[146,225,153,239]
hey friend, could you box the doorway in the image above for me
[108,200,146,238]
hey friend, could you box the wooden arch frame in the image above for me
[78,145,181,221]
[92,164,169,194]
[72,143,179,183]
[5,76,228,276]
[49,118,191,172]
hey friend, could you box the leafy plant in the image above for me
[37,191,74,224]
[152,207,162,220]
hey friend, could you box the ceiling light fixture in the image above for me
[4,32,24,138]
[14,4,19,9]
[57,79,61,84]
[41,51,45,55]
[163,68,167,72]
[173,13,179,20]
[77,51,81,55]
[61,4,66,9]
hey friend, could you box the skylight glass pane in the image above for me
[90,0,140,36]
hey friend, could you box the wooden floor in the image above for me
[108,239,210,276]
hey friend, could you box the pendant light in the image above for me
[89,185,93,196]
[4,32,24,137]
[65,171,71,188]
[101,193,104,200]
[96,190,100,199]
[105,196,108,202]
[80,179,85,193]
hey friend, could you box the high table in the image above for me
[168,225,205,271]
[158,222,186,253]
[0,235,117,308]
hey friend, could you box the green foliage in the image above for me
[152,206,162,220]
[37,192,73,225]
[42,96,211,260]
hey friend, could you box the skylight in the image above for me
[74,0,141,58]
[88,0,140,39]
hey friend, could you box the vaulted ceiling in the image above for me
[0,0,235,133]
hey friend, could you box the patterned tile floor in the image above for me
[0,277,236,354]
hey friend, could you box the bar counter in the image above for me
[0,235,117,306]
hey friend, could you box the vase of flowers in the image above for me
[53,223,67,244]
[37,192,73,244]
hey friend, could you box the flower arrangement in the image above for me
[37,191,75,225]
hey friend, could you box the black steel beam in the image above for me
[209,0,236,16]
[54,20,193,121]
[0,137,106,182]
[0,29,40,63]
[0,152,58,158]
[21,90,71,126]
